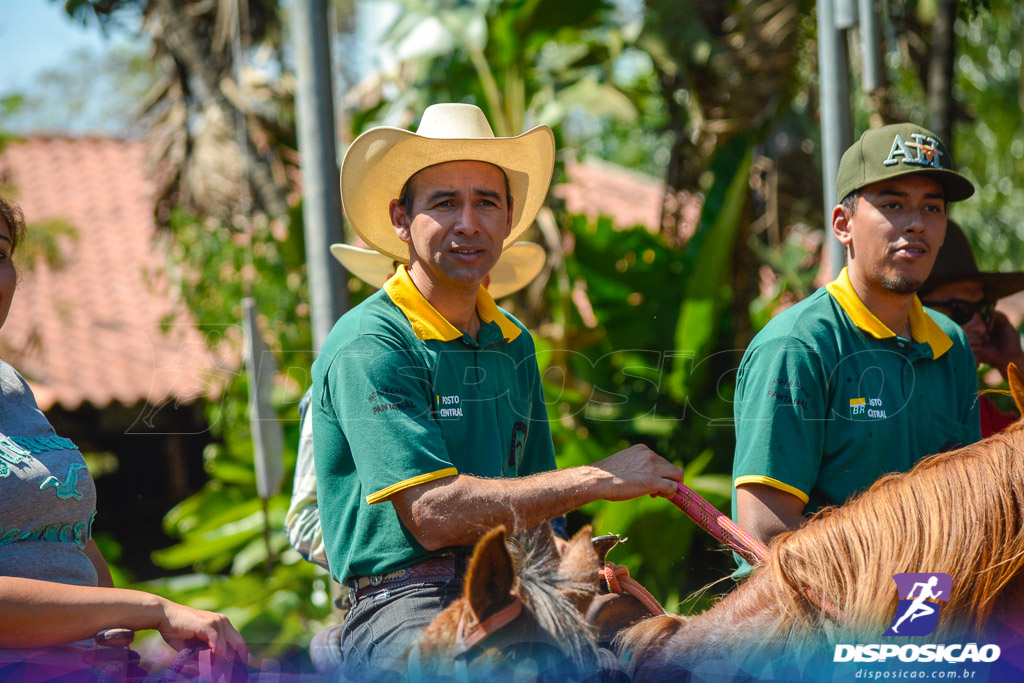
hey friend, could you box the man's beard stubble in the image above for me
[880,273,924,295]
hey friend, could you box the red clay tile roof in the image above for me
[0,137,220,411]
[556,156,702,240]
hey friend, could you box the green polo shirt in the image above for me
[731,268,980,565]
[312,265,557,584]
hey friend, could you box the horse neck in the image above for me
[685,571,781,643]
[622,570,783,679]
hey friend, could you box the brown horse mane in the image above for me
[504,525,601,667]
[618,393,1024,676]
[764,418,1024,641]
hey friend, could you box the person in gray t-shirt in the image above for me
[0,197,247,666]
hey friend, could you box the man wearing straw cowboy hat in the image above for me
[285,240,547,673]
[286,241,548,574]
[732,123,982,570]
[311,103,684,674]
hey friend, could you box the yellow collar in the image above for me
[825,267,952,359]
[383,264,522,343]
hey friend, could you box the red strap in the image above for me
[668,482,769,565]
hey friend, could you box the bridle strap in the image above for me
[600,562,665,616]
[452,598,524,658]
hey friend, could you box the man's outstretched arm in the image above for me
[389,444,684,551]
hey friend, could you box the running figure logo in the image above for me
[884,573,952,636]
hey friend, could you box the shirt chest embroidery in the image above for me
[436,394,464,419]
[849,397,888,419]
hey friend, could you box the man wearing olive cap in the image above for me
[731,123,982,570]
[311,103,684,674]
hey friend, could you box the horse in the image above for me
[410,521,631,681]
[615,365,1024,682]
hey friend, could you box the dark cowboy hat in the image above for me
[920,220,1024,301]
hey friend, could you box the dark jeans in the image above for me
[340,575,464,682]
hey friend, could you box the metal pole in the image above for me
[292,0,349,352]
[818,0,854,278]
[927,0,957,147]
[834,0,858,29]
[858,0,884,92]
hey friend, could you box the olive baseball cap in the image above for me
[836,123,975,203]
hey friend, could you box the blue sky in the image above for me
[0,1,112,94]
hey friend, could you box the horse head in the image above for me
[411,523,606,681]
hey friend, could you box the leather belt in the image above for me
[348,555,466,600]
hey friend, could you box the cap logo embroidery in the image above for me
[883,133,944,170]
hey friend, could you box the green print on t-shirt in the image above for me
[0,434,78,478]
[39,463,88,500]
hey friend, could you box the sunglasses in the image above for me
[921,298,996,326]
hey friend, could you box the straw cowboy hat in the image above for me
[340,103,556,262]
[330,242,547,299]
[921,220,1024,301]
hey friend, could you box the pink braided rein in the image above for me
[668,482,769,565]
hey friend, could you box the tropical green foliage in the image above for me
[848,2,1024,270]
[349,0,645,148]
[944,3,1024,270]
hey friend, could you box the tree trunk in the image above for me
[927,0,957,150]
[150,0,290,218]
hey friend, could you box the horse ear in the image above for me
[559,525,600,576]
[465,525,516,623]
[533,520,558,558]
[558,525,602,613]
[1008,363,1024,416]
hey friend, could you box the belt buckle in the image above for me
[369,574,383,586]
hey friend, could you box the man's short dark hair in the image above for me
[841,190,859,216]
[0,196,26,254]
[398,163,512,215]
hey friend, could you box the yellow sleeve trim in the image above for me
[734,475,810,504]
[366,467,459,505]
